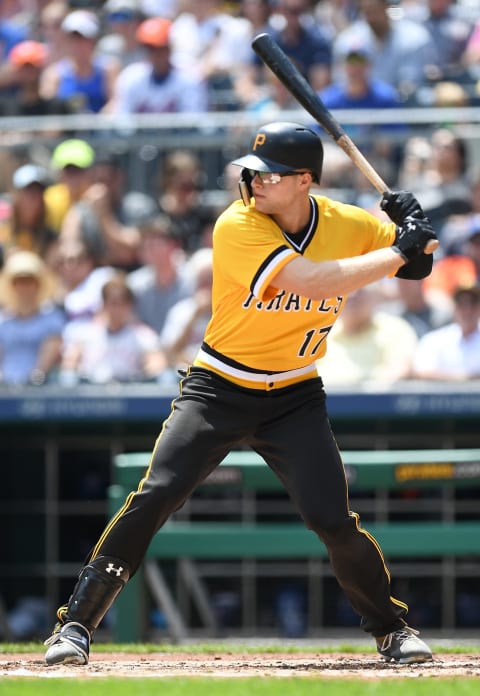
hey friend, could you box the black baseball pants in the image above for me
[90,367,408,636]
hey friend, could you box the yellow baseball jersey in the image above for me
[194,195,396,389]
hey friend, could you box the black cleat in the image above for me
[44,621,90,665]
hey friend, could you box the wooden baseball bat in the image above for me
[251,32,439,254]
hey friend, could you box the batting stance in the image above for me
[45,122,437,665]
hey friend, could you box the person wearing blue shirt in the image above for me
[317,45,406,204]
[320,46,401,112]
[0,18,28,94]
[253,0,332,91]
[0,19,27,60]
[318,44,405,145]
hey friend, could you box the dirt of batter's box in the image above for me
[2,652,480,678]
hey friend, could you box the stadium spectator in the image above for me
[60,272,165,385]
[127,213,192,335]
[0,40,75,119]
[155,149,214,254]
[37,1,69,67]
[237,60,301,116]
[0,250,65,385]
[333,0,439,100]
[61,150,142,270]
[40,9,121,113]
[314,0,359,39]
[234,0,273,105]
[120,190,160,227]
[160,247,213,369]
[441,169,480,254]
[140,0,180,18]
[0,8,28,65]
[462,16,480,79]
[419,0,474,81]
[427,79,471,108]
[317,40,405,201]
[396,135,433,191]
[240,0,272,37]
[317,284,418,387]
[0,164,58,268]
[0,38,46,93]
[54,238,115,322]
[413,128,472,237]
[423,218,480,299]
[169,0,253,110]
[253,0,332,91]
[0,38,74,172]
[44,137,96,233]
[0,0,32,27]
[392,276,452,338]
[319,42,402,113]
[99,0,146,67]
[105,16,209,114]
[411,284,480,380]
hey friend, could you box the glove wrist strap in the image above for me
[391,245,409,262]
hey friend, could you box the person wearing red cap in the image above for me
[10,40,49,69]
[0,39,46,93]
[105,17,209,114]
[0,39,75,118]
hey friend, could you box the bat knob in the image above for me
[424,239,439,255]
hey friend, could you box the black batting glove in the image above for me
[395,252,433,280]
[392,216,437,262]
[380,190,425,226]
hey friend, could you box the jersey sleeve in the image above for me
[213,202,298,300]
[314,197,397,257]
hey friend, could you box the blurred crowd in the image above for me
[0,0,479,388]
[2,0,480,113]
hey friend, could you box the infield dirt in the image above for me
[2,651,480,678]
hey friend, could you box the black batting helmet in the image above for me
[232,122,323,183]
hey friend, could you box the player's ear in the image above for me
[239,168,253,206]
[299,171,314,188]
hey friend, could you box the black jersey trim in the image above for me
[201,341,275,374]
[282,196,318,253]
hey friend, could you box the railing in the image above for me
[2,106,480,183]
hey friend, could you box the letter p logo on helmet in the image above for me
[253,133,266,151]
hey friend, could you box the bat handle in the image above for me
[336,136,439,255]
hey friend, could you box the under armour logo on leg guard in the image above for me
[106,563,124,577]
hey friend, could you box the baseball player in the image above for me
[45,122,436,666]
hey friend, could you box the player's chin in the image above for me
[253,196,273,213]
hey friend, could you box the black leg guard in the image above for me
[61,555,130,635]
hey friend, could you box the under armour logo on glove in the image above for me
[392,216,437,261]
[106,563,124,577]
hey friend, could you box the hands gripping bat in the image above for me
[251,32,439,255]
